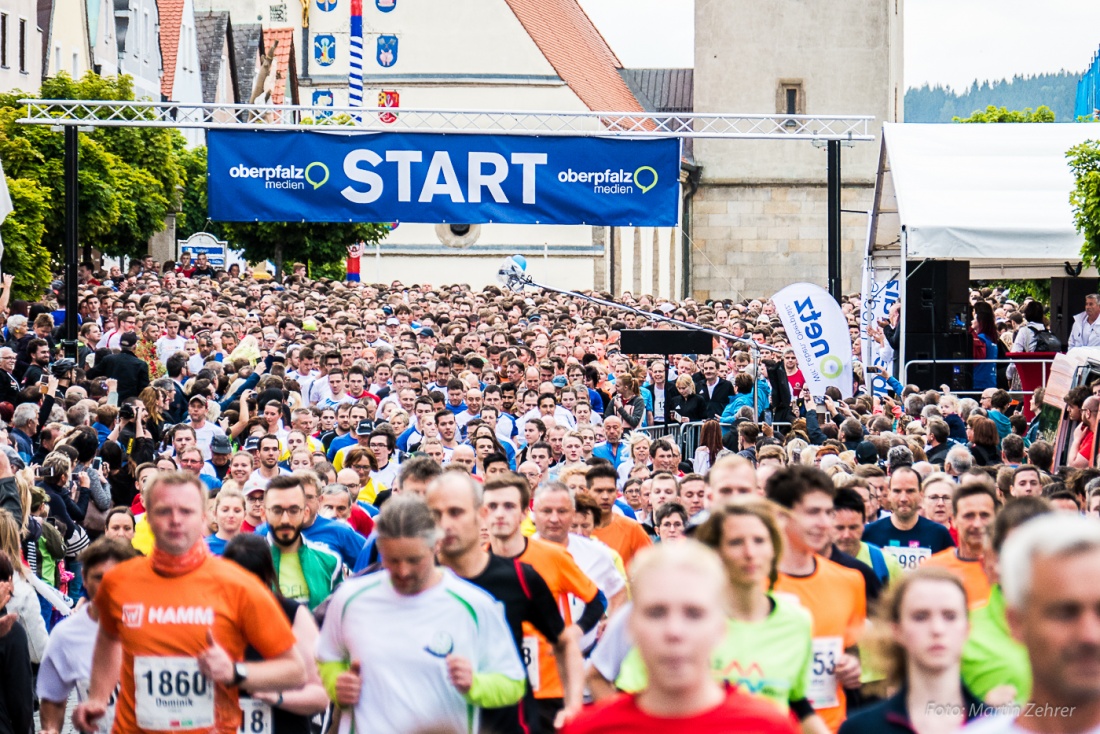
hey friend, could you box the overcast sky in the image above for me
[579,0,1100,91]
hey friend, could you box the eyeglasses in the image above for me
[267,506,304,518]
[352,464,373,472]
[247,496,265,504]
[927,495,952,503]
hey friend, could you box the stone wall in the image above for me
[690,183,872,301]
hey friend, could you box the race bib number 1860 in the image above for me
[134,656,215,731]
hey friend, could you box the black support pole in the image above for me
[827,139,842,304]
[63,125,79,358]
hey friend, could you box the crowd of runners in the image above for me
[0,257,1095,734]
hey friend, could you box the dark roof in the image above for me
[38,0,53,77]
[195,11,239,103]
[618,68,693,113]
[233,22,264,103]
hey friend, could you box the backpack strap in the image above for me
[867,544,889,584]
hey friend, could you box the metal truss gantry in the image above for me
[16,99,876,351]
[19,99,875,140]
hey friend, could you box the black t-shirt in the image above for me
[466,554,565,734]
[467,553,564,648]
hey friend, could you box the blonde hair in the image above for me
[214,487,246,512]
[868,566,969,686]
[629,539,728,611]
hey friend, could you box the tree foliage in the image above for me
[906,72,1078,123]
[1069,140,1100,270]
[0,73,186,297]
[178,142,388,277]
[953,105,1056,123]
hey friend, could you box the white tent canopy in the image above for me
[868,122,1100,278]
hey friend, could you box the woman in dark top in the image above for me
[669,374,706,423]
[0,549,33,734]
[839,567,991,734]
[223,534,329,734]
[605,373,647,429]
[967,416,1001,466]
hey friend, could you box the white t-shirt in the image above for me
[589,602,633,683]
[372,460,399,489]
[37,606,117,734]
[562,534,627,650]
[316,569,524,734]
[248,467,290,489]
[188,420,227,460]
[155,335,187,364]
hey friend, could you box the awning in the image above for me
[868,122,1100,278]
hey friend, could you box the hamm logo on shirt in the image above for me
[146,606,216,625]
[122,604,145,628]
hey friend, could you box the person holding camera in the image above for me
[85,332,149,402]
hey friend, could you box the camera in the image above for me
[35,466,59,479]
[119,404,136,421]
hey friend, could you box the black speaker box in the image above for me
[1050,277,1100,348]
[906,260,971,334]
[905,332,973,391]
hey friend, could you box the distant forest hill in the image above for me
[905,71,1081,122]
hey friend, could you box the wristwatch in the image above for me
[232,662,249,687]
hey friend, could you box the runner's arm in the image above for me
[235,644,307,692]
[574,590,606,634]
[551,624,585,724]
[246,605,329,715]
[38,699,67,734]
[797,710,830,734]
[87,628,122,706]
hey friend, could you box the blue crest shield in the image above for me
[375,0,395,10]
[376,35,398,68]
[315,0,336,12]
[312,90,334,118]
[313,34,336,66]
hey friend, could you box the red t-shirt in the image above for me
[349,505,374,536]
[564,688,798,734]
[787,369,806,394]
[1080,428,1096,464]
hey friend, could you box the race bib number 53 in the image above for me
[134,656,215,731]
[808,637,842,709]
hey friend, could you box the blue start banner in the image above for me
[206,130,681,226]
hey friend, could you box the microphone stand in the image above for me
[500,267,782,421]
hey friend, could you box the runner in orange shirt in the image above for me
[484,473,604,734]
[925,483,996,609]
[766,466,866,734]
[584,464,651,566]
[73,471,307,734]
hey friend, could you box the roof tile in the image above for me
[158,0,185,99]
[503,0,643,113]
[262,26,295,105]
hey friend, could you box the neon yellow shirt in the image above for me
[277,547,310,604]
[962,584,1031,704]
[615,593,812,712]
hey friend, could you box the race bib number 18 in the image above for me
[521,636,540,691]
[134,656,215,731]
[238,696,273,734]
[808,636,842,710]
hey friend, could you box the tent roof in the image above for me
[869,122,1100,277]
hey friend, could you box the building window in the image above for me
[72,50,78,76]
[18,18,25,72]
[1,15,8,68]
[777,80,805,116]
[54,45,60,74]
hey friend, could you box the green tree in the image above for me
[0,178,52,299]
[0,72,187,268]
[1069,140,1100,270]
[954,104,1056,123]
[220,220,389,277]
[177,143,388,276]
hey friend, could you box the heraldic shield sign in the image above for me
[375,0,395,10]
[314,34,336,66]
[379,90,399,123]
[376,35,398,67]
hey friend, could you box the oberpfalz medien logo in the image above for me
[227,162,329,190]
[556,165,660,195]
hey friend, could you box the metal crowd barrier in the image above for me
[901,357,1056,398]
[630,419,794,460]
